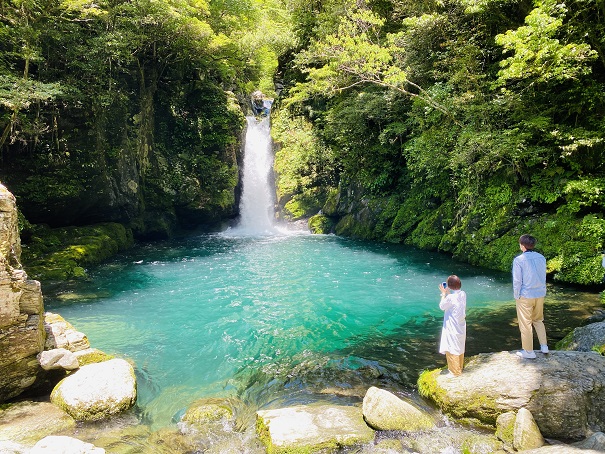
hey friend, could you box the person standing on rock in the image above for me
[438,275,466,377]
[513,234,548,359]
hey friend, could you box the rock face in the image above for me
[418,351,605,440]
[50,358,137,421]
[0,184,46,402]
[362,386,434,431]
[256,404,375,452]
[558,320,605,354]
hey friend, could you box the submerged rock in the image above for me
[418,351,605,440]
[256,404,375,452]
[362,386,434,432]
[0,401,76,445]
[51,358,136,421]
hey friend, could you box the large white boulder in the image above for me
[50,358,136,421]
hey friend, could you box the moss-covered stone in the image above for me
[418,367,501,426]
[322,188,339,217]
[308,214,334,234]
[283,194,319,221]
[21,222,133,282]
[555,331,574,350]
[317,178,605,286]
[181,398,234,426]
[74,348,115,366]
[495,411,516,447]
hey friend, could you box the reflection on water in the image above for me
[43,233,603,451]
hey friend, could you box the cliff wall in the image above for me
[0,184,45,402]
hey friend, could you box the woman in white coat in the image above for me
[438,275,467,377]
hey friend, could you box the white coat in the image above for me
[439,290,467,355]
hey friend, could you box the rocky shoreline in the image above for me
[2,183,605,453]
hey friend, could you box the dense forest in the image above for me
[1,0,605,286]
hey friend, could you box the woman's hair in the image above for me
[447,275,462,290]
[519,234,537,250]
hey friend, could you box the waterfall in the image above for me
[232,116,276,234]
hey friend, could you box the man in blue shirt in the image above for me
[512,234,548,359]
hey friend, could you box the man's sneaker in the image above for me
[540,345,549,354]
[516,349,537,359]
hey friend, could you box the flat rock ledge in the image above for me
[418,350,605,440]
[256,404,375,452]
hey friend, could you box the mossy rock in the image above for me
[21,222,133,282]
[322,188,339,216]
[308,214,334,234]
[283,189,327,221]
[74,348,115,366]
[417,368,500,426]
[181,398,234,427]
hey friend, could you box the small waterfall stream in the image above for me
[232,116,276,234]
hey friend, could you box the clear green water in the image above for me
[45,232,602,432]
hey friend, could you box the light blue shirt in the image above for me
[512,251,547,299]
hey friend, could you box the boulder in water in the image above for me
[256,404,375,452]
[50,358,136,421]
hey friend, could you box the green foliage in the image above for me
[274,0,605,287]
[272,109,335,198]
[495,0,597,86]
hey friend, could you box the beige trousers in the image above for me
[516,296,547,351]
[445,352,464,376]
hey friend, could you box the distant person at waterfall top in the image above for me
[438,275,466,378]
[513,234,548,359]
